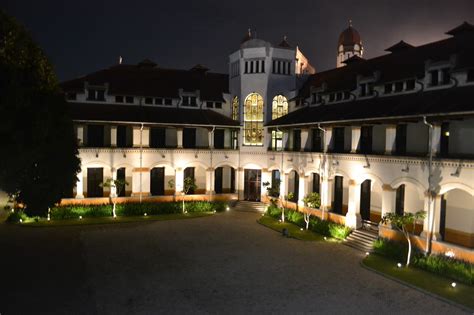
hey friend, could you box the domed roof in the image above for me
[338,22,362,47]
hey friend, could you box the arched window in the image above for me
[232,96,239,121]
[272,95,288,120]
[243,93,264,146]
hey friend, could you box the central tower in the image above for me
[337,21,364,68]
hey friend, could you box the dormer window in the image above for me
[359,83,367,97]
[182,96,197,107]
[467,69,474,82]
[164,98,172,106]
[87,89,105,101]
[154,98,163,105]
[206,101,213,108]
[406,79,415,90]
[394,81,404,92]
[384,83,392,94]
[67,93,77,100]
[215,102,222,109]
[430,70,439,86]
[115,95,124,103]
[343,91,351,100]
[125,96,134,104]
[144,97,153,105]
[336,92,342,101]
[329,93,335,102]
[441,68,451,85]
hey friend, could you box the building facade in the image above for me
[61,24,474,261]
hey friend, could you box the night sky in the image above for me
[3,0,474,81]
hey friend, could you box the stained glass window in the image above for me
[232,96,239,121]
[272,95,288,120]
[243,93,264,146]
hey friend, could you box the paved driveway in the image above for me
[0,210,468,314]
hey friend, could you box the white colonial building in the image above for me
[61,23,474,261]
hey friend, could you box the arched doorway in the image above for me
[214,166,236,194]
[440,189,474,248]
[288,170,299,202]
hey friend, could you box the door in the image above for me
[292,171,299,202]
[150,127,166,148]
[230,168,236,193]
[439,194,447,240]
[183,128,196,148]
[214,167,223,194]
[117,167,126,197]
[87,168,103,197]
[214,129,225,149]
[395,185,405,216]
[150,167,165,196]
[312,173,320,194]
[360,180,371,221]
[244,169,261,201]
[333,176,343,214]
[184,167,195,194]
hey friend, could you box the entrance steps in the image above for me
[343,228,379,253]
[232,201,266,213]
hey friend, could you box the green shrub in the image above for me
[51,205,112,219]
[373,238,408,262]
[266,204,282,219]
[413,254,473,285]
[6,210,29,223]
[303,192,321,209]
[328,223,351,239]
[285,210,304,227]
[309,216,330,236]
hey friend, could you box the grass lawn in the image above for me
[363,254,474,311]
[258,215,332,242]
[19,212,214,227]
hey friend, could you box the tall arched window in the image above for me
[243,93,264,146]
[232,96,239,121]
[272,95,288,120]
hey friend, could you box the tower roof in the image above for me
[277,36,292,48]
[338,21,362,47]
[385,40,415,53]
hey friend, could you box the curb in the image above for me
[360,260,474,313]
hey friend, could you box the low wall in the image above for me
[379,225,474,264]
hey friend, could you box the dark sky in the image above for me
[4,0,474,81]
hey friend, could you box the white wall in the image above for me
[445,189,474,233]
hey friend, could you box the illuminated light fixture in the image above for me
[213,210,216,213]
[445,251,455,258]
[11,208,14,213]
[444,131,450,137]
[226,206,230,211]
[397,263,402,268]
[365,252,370,256]
[324,236,327,240]
[144,212,147,216]
[47,217,50,221]
[300,228,303,231]
[79,216,83,220]
[451,282,456,288]
[278,219,282,222]
[19,219,23,223]
[261,213,264,216]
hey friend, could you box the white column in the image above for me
[422,193,442,240]
[381,184,396,218]
[431,123,442,156]
[177,128,183,149]
[261,169,272,200]
[208,129,214,149]
[279,172,287,199]
[132,126,141,147]
[282,131,289,150]
[110,126,117,147]
[385,125,397,155]
[351,126,361,153]
[237,167,244,200]
[175,168,184,193]
[320,176,331,211]
[110,168,117,197]
[345,179,362,229]
[75,170,84,198]
[298,174,307,206]
[141,126,150,148]
[300,128,309,152]
[131,168,150,197]
[206,168,214,195]
[76,125,84,146]
[324,127,333,153]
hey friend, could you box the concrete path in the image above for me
[0,210,468,314]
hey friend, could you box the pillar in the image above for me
[132,126,149,148]
[261,168,272,200]
[110,126,117,147]
[76,125,84,146]
[177,128,183,149]
[381,184,396,218]
[298,173,307,206]
[430,123,442,156]
[324,127,333,153]
[110,167,117,197]
[345,179,362,229]
[300,128,309,152]
[320,176,331,211]
[351,126,361,153]
[422,193,442,241]
[208,129,214,149]
[279,172,287,200]
[385,125,397,155]
[131,167,150,197]
[141,126,150,148]
[206,167,214,195]
[175,168,184,193]
[237,167,244,200]
[75,170,84,198]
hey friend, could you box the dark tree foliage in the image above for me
[0,10,80,216]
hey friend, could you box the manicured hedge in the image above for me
[7,201,227,222]
[266,205,351,240]
[374,238,474,285]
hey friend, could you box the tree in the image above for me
[302,192,321,230]
[181,177,197,213]
[100,178,129,218]
[0,10,80,216]
[381,211,426,266]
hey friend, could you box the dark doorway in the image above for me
[360,180,371,221]
[184,167,195,194]
[395,124,407,155]
[333,127,345,153]
[214,129,225,149]
[230,168,236,193]
[333,176,343,214]
[117,167,126,196]
[291,171,299,202]
[87,125,104,147]
[183,128,196,148]
[311,129,323,152]
[439,194,447,240]
[150,167,165,196]
[215,167,223,193]
[244,169,261,201]
[150,127,166,148]
[87,168,103,197]
[360,126,373,154]
[395,185,405,215]
[312,173,320,194]
[293,130,301,151]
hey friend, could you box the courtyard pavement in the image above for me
[0,210,468,314]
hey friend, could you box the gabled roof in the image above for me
[69,102,240,127]
[385,40,414,53]
[342,55,365,65]
[267,85,474,127]
[61,63,229,102]
[446,21,474,36]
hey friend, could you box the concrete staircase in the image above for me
[343,228,378,253]
[232,201,266,213]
